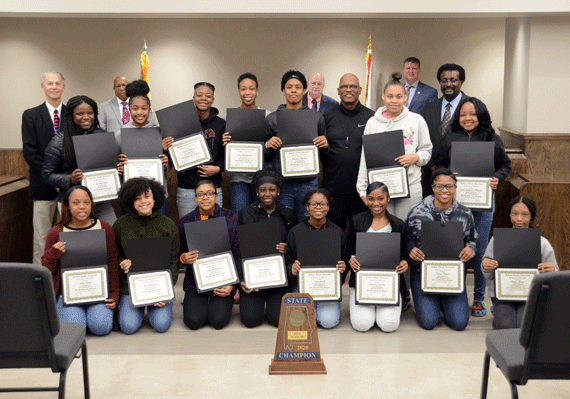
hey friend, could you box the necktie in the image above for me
[312,99,318,112]
[122,101,130,125]
[53,109,59,134]
[404,84,411,107]
[441,103,452,136]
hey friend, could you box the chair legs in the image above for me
[481,351,491,399]
[58,368,67,399]
[81,341,90,399]
[510,382,519,399]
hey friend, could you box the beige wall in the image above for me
[1,17,506,149]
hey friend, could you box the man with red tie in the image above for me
[98,76,130,132]
[21,70,66,264]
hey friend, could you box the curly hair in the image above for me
[56,186,96,226]
[126,80,151,107]
[251,168,284,189]
[62,95,100,168]
[119,177,165,215]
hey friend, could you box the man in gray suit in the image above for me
[98,76,130,132]
[403,57,438,115]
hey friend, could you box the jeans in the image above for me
[277,178,318,223]
[118,294,174,334]
[230,182,256,215]
[293,284,340,329]
[410,268,469,331]
[177,187,223,219]
[57,296,113,336]
[472,197,495,302]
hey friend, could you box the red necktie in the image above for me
[53,109,59,134]
[122,101,130,125]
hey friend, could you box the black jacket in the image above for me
[322,102,374,197]
[239,201,297,242]
[346,211,408,288]
[177,106,225,189]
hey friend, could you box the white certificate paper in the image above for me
[128,270,175,307]
[356,270,399,305]
[421,260,464,294]
[279,145,320,178]
[455,177,493,210]
[123,158,163,185]
[495,268,538,301]
[225,142,263,173]
[243,254,287,290]
[298,267,341,302]
[61,267,108,306]
[81,169,120,203]
[192,252,239,293]
[368,166,409,199]
[168,133,212,172]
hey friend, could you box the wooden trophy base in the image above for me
[269,359,327,375]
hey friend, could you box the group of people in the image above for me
[22,57,558,336]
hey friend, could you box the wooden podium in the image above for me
[269,293,326,375]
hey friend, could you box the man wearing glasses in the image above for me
[98,76,131,132]
[421,64,467,197]
[322,73,375,229]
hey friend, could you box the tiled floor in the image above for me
[2,274,569,398]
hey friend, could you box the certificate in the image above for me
[123,158,163,185]
[243,254,288,290]
[225,142,263,173]
[279,145,320,178]
[61,267,108,306]
[356,270,399,305]
[298,267,341,302]
[368,166,409,199]
[495,268,538,301]
[128,270,175,307]
[168,133,212,172]
[192,252,239,293]
[421,260,464,294]
[455,176,492,211]
[81,168,120,202]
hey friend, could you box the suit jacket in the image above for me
[407,81,438,115]
[302,93,339,115]
[21,102,65,200]
[98,97,157,132]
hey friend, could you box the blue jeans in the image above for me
[57,296,113,336]
[292,284,340,329]
[277,178,318,223]
[118,294,174,334]
[230,182,256,215]
[159,197,169,216]
[472,197,495,302]
[177,187,223,219]
[410,269,469,331]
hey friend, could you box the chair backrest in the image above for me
[519,271,570,381]
[0,263,60,370]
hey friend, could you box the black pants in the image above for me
[239,286,289,328]
[327,195,368,231]
[183,290,234,330]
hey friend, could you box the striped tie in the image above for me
[122,101,130,125]
[53,109,59,134]
[441,103,452,136]
[404,84,411,107]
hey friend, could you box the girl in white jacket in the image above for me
[356,72,432,220]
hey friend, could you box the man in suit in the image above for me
[421,63,466,197]
[403,57,438,115]
[21,70,66,264]
[302,72,339,114]
[98,76,129,132]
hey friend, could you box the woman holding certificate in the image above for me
[286,189,348,329]
[347,182,408,332]
[42,95,117,224]
[356,72,432,221]
[113,178,180,334]
[238,168,296,327]
[482,196,558,329]
[178,180,241,330]
[435,97,511,318]
[42,186,119,336]
[406,169,477,331]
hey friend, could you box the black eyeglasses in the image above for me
[432,184,456,190]
[196,192,216,198]
[308,202,329,208]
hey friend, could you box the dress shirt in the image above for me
[306,93,322,112]
[441,92,464,120]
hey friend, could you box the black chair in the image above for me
[481,271,570,399]
[0,263,90,398]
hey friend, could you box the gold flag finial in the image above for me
[143,39,148,52]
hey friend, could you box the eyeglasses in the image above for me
[439,79,459,85]
[339,85,359,91]
[114,84,127,89]
[196,192,216,198]
[432,184,456,190]
[308,202,329,208]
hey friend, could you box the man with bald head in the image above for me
[98,76,130,132]
[303,72,339,114]
[322,73,374,229]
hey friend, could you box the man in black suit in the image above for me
[421,63,466,197]
[22,70,66,264]
[302,72,339,114]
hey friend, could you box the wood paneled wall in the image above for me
[0,149,28,179]
[0,177,33,263]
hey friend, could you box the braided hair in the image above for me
[61,95,100,168]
